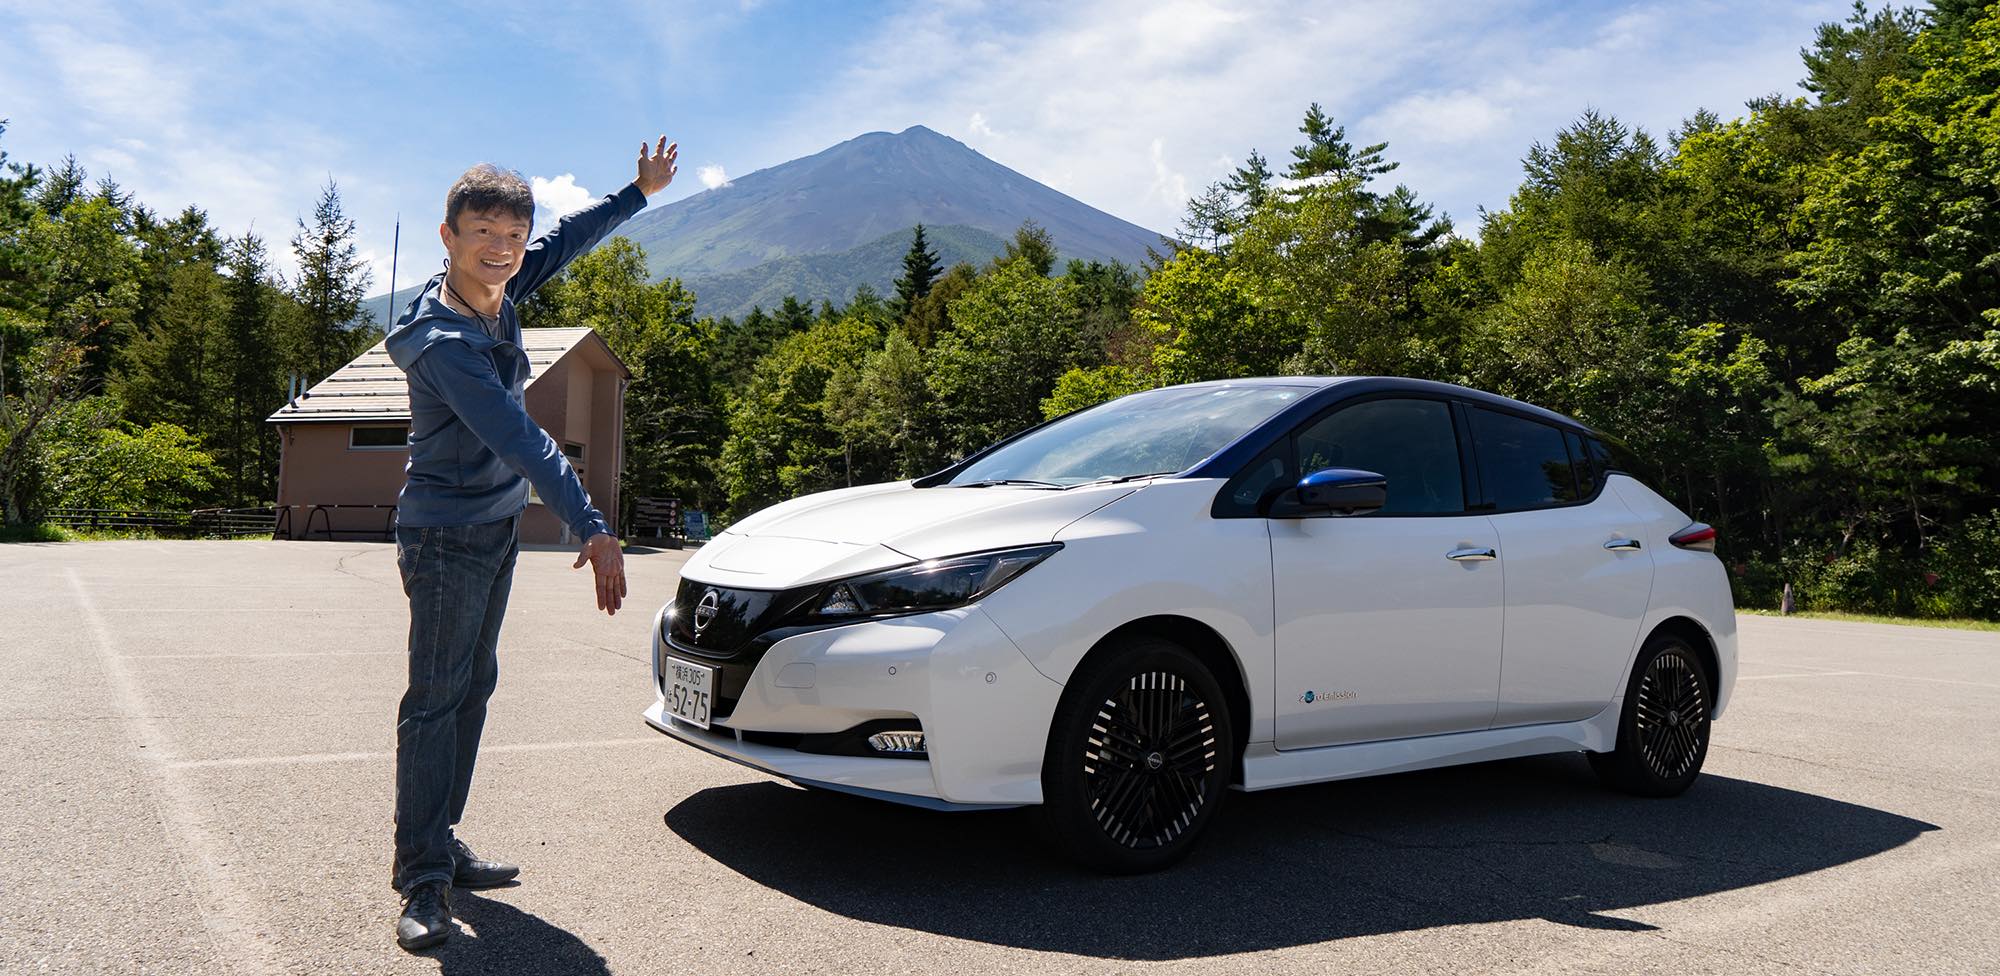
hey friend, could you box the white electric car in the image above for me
[644,377,1736,871]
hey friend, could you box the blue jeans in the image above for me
[392,515,519,893]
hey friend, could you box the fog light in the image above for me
[866,730,926,754]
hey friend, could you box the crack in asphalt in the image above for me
[333,546,393,589]
[554,633,648,664]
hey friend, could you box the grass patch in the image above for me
[0,523,271,543]
[1742,608,2000,632]
[0,522,71,543]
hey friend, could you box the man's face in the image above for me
[440,209,532,289]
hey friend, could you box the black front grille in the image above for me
[663,576,829,722]
[667,577,810,659]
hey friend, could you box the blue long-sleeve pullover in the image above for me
[385,183,648,539]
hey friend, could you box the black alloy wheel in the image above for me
[1041,637,1233,873]
[1591,632,1713,797]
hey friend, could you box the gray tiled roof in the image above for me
[267,327,600,424]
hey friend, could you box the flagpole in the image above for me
[386,215,400,327]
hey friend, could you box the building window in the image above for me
[350,425,409,450]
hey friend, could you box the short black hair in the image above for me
[445,164,534,232]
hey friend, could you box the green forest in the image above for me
[3,2,1998,619]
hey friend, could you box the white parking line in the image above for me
[165,736,662,770]
[67,569,284,976]
[96,607,403,612]
[1735,668,2000,691]
[124,650,404,660]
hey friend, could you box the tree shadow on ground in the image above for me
[664,754,1935,961]
[414,891,609,976]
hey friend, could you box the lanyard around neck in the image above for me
[443,275,502,335]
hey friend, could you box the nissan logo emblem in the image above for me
[692,588,721,635]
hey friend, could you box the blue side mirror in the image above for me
[1296,467,1388,515]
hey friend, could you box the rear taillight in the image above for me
[1669,523,1717,552]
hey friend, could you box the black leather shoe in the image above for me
[451,838,519,889]
[396,880,453,951]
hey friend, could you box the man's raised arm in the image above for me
[506,136,679,300]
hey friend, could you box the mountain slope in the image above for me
[685,224,1008,320]
[619,125,1161,279]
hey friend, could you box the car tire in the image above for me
[1039,636,1233,873]
[1590,630,1713,797]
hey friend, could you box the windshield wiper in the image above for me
[951,479,1065,489]
[1071,470,1179,488]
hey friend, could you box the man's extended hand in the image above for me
[572,533,628,615]
[635,136,677,196]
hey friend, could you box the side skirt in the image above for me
[1238,700,1622,792]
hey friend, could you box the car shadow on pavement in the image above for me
[664,754,1937,961]
[415,892,610,975]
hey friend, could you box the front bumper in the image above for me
[644,603,1063,807]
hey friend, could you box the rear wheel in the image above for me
[1590,631,1713,796]
[1040,636,1233,873]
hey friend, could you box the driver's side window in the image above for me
[1293,399,1466,515]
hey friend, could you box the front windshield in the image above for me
[944,385,1308,487]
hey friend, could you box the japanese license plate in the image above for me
[664,656,715,730]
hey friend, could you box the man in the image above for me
[382,138,677,951]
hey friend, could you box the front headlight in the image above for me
[801,544,1062,622]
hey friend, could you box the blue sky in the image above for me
[2,0,1852,306]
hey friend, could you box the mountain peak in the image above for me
[603,126,1163,302]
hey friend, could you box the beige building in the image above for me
[268,327,630,545]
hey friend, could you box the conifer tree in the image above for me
[217,234,282,505]
[995,222,1058,276]
[1223,149,1275,210]
[1287,103,1396,183]
[892,224,942,316]
[290,179,372,384]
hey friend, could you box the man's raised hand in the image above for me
[573,532,628,616]
[636,136,677,196]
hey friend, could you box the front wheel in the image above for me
[1590,631,1713,796]
[1039,637,1233,873]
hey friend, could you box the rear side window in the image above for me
[1295,399,1465,514]
[1469,408,1577,510]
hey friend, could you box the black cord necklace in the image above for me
[443,273,501,335]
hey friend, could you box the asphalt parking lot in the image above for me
[2,540,1996,975]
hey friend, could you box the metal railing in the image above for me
[45,507,278,539]
[273,503,397,541]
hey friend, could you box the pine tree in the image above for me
[1287,103,1396,183]
[290,179,372,384]
[1223,149,1275,210]
[117,262,225,435]
[217,234,282,505]
[892,224,942,316]
[33,155,87,217]
[995,222,1058,276]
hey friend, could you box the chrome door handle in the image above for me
[1446,547,1497,562]
[1604,538,1643,551]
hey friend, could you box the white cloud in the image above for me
[531,173,596,223]
[769,0,1849,237]
[1147,138,1188,209]
[697,164,732,189]
[1371,89,1515,146]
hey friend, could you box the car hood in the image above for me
[681,481,1141,590]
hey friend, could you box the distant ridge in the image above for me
[684,224,1009,320]
[365,125,1164,321]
